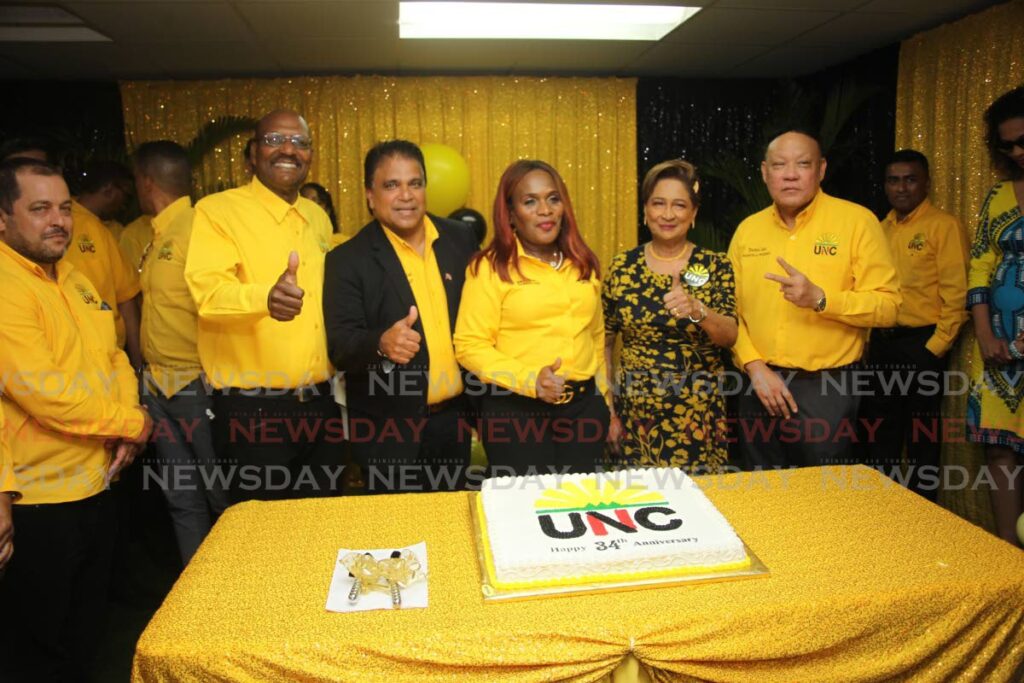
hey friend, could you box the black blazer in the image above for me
[323,215,477,419]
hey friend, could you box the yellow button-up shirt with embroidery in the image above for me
[728,190,901,371]
[0,241,147,504]
[119,213,154,273]
[67,201,142,347]
[0,407,19,499]
[141,196,203,398]
[185,177,333,389]
[454,243,608,399]
[880,199,967,356]
[383,217,463,404]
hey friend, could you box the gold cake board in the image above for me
[470,492,770,601]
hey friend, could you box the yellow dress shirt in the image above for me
[728,190,901,371]
[0,406,19,499]
[0,241,147,505]
[67,201,142,347]
[330,232,348,248]
[880,199,967,356]
[454,242,607,399]
[185,177,333,389]
[141,197,203,398]
[382,217,463,404]
[120,214,154,273]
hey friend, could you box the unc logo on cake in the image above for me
[533,478,681,540]
[477,468,751,590]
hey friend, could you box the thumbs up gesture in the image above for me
[536,357,566,404]
[763,257,824,309]
[663,270,701,321]
[378,305,422,364]
[268,251,305,321]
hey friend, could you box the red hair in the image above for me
[472,159,600,283]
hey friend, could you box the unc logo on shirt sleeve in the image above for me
[77,236,96,254]
[813,233,839,256]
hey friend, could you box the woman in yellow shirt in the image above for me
[454,160,609,475]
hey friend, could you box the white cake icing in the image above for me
[479,468,749,588]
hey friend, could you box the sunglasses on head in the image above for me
[260,133,312,150]
[996,134,1024,155]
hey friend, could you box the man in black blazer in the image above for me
[324,140,477,493]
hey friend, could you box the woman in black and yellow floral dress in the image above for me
[603,160,737,473]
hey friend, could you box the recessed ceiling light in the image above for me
[399,2,700,41]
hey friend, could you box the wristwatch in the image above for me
[814,294,827,313]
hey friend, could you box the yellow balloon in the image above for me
[420,142,470,217]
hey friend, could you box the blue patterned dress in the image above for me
[967,181,1024,452]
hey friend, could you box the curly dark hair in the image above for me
[984,85,1024,181]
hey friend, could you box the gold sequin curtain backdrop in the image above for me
[895,0,1024,531]
[119,75,637,267]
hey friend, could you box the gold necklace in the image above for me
[648,241,691,262]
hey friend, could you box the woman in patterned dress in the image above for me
[968,85,1024,547]
[603,160,737,473]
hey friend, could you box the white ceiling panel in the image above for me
[269,38,401,72]
[0,0,1004,79]
[662,7,838,45]
[235,1,396,41]
[68,2,254,43]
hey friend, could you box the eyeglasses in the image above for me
[996,134,1024,155]
[260,133,313,150]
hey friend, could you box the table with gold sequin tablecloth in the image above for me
[132,466,1024,682]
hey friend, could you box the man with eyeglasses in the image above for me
[185,110,339,503]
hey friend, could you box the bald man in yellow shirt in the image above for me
[727,129,901,469]
[0,158,152,680]
[186,110,339,503]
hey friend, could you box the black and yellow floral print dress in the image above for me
[602,245,736,473]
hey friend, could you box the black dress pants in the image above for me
[737,365,861,469]
[859,325,946,501]
[0,491,115,683]
[212,384,345,503]
[479,380,610,477]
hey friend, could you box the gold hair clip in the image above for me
[341,550,426,608]
[692,180,700,194]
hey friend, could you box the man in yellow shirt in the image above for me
[727,129,900,469]
[0,143,144,367]
[186,110,338,503]
[119,212,154,272]
[324,140,477,492]
[135,141,228,564]
[859,150,967,500]
[0,158,152,680]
